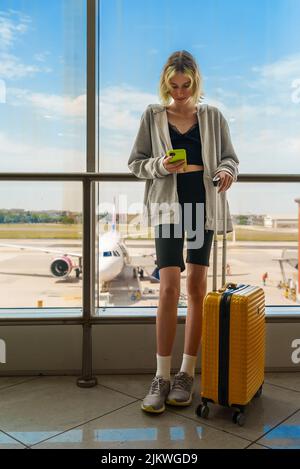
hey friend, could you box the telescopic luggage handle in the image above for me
[212,175,229,292]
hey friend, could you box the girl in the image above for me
[128,50,239,414]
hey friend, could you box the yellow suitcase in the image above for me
[196,176,266,426]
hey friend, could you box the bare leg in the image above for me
[184,264,208,356]
[156,266,181,356]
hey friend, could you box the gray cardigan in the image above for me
[128,103,239,234]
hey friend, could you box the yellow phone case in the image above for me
[166,149,187,170]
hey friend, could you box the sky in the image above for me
[0,0,300,217]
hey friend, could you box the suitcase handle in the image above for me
[212,175,227,292]
[218,282,238,293]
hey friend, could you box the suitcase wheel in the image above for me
[232,411,246,426]
[196,404,209,419]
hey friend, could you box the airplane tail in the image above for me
[150,265,160,282]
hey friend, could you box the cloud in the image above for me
[0,52,48,79]
[248,53,300,106]
[0,131,84,172]
[98,85,157,131]
[212,54,300,141]
[8,87,85,119]
[8,85,145,128]
[34,51,51,63]
[251,53,300,81]
[0,132,83,211]
[29,92,86,118]
[0,9,31,50]
[0,10,51,80]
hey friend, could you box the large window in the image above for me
[96,0,300,310]
[0,0,299,313]
[0,0,86,172]
[0,0,86,310]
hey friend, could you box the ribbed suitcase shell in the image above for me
[201,284,265,407]
[199,176,266,418]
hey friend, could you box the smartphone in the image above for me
[166,149,187,168]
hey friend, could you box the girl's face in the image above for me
[168,72,193,103]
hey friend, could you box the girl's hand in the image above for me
[214,171,234,193]
[162,155,186,174]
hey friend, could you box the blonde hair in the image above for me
[158,50,204,106]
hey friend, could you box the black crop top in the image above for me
[168,121,203,166]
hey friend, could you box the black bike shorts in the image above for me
[154,170,214,273]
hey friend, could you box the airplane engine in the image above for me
[50,255,74,278]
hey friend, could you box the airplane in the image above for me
[0,198,159,288]
[272,248,298,285]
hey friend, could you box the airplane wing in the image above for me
[129,252,156,267]
[0,243,82,258]
[123,232,151,241]
[127,258,160,282]
[272,257,296,261]
[272,257,298,272]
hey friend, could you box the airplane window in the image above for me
[103,251,112,257]
[119,245,126,255]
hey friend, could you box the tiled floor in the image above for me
[0,372,299,449]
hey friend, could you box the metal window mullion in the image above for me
[77,0,97,388]
[86,0,96,314]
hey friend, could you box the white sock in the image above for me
[155,354,171,380]
[179,353,197,377]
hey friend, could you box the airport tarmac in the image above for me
[0,238,298,309]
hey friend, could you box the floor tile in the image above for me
[0,377,38,390]
[0,376,136,446]
[33,401,250,449]
[2,372,300,449]
[162,374,300,442]
[0,430,27,449]
[96,374,158,400]
[246,443,269,449]
[257,410,300,449]
[265,372,300,393]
